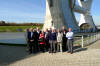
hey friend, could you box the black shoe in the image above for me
[42,50,45,53]
[49,51,51,53]
[29,52,32,54]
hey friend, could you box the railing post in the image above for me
[96,32,97,40]
[81,35,84,48]
[90,34,92,43]
[87,35,89,44]
[94,33,96,42]
[93,33,95,42]
[99,32,100,40]
[97,32,99,40]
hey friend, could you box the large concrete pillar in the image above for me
[43,0,80,31]
[43,0,65,31]
[78,0,97,31]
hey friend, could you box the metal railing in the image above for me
[74,32,100,48]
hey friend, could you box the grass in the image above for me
[74,34,98,47]
[0,43,27,46]
[0,26,43,32]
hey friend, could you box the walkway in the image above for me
[0,40,100,66]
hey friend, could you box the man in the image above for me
[49,28,57,53]
[28,28,35,54]
[36,27,41,51]
[66,28,74,54]
[37,27,41,35]
[25,28,30,51]
[34,29,39,52]
[61,26,68,52]
[45,29,49,51]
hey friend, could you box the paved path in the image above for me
[0,40,100,66]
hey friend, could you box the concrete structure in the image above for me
[76,0,97,32]
[43,0,97,32]
[43,0,80,31]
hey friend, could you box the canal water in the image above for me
[0,32,27,44]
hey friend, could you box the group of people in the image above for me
[25,26,74,54]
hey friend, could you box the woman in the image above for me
[39,31,46,52]
[57,29,63,52]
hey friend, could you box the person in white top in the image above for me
[66,28,74,54]
[57,29,63,52]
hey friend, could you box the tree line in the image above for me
[0,21,43,26]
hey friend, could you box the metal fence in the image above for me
[74,32,100,48]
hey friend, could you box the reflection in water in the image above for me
[0,32,27,44]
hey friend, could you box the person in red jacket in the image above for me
[39,31,46,52]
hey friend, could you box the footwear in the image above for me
[29,52,32,54]
[70,52,73,54]
[67,51,70,53]
[49,51,51,53]
[42,51,45,53]
[53,51,56,53]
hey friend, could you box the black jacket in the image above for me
[28,32,35,43]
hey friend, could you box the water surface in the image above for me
[0,32,27,44]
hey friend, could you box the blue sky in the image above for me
[0,0,46,23]
[0,0,100,25]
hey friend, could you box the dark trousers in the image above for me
[40,44,45,52]
[67,39,73,53]
[26,41,29,50]
[62,38,67,51]
[45,39,49,51]
[49,40,56,53]
[35,41,39,52]
[29,42,37,53]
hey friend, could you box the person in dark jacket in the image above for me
[45,29,50,51]
[36,27,41,52]
[49,28,57,53]
[33,29,39,53]
[28,28,35,54]
[25,28,30,51]
[61,26,68,52]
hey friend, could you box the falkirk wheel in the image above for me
[42,0,97,32]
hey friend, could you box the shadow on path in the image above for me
[0,45,40,66]
[73,45,88,53]
[0,45,88,66]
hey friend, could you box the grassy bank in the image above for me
[0,43,27,46]
[0,26,43,32]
